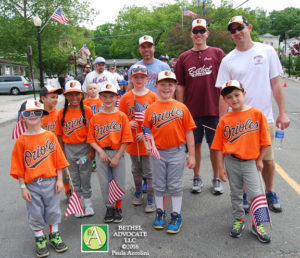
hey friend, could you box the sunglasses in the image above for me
[132,66,147,74]
[22,110,43,118]
[85,66,91,69]
[192,29,207,34]
[229,24,246,34]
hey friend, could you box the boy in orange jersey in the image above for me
[83,82,103,114]
[211,80,271,243]
[40,84,71,201]
[119,65,158,212]
[87,83,133,223]
[143,71,196,234]
[10,99,69,257]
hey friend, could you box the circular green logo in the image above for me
[83,226,107,250]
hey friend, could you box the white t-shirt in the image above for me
[216,42,283,123]
[82,70,119,92]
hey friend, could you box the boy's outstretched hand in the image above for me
[219,167,228,182]
[186,155,195,169]
[21,188,32,202]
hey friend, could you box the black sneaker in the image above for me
[230,219,245,238]
[113,208,123,223]
[49,231,68,253]
[266,191,282,213]
[251,224,271,243]
[104,207,114,223]
[35,235,49,258]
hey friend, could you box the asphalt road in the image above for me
[1,78,299,258]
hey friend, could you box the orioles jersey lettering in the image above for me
[24,139,56,169]
[94,120,122,141]
[42,121,56,132]
[63,116,88,136]
[224,118,259,143]
[151,107,184,128]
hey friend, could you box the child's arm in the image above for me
[185,130,195,169]
[87,148,96,161]
[57,135,64,152]
[110,143,128,168]
[89,142,110,163]
[18,177,32,202]
[215,150,228,182]
[55,169,64,194]
[256,146,268,172]
[130,121,139,130]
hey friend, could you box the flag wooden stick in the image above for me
[202,124,216,131]
[136,128,140,162]
[65,167,74,191]
[258,171,273,229]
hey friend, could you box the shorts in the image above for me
[263,123,275,161]
[193,116,219,144]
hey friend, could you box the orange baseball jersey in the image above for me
[55,105,94,144]
[42,108,59,132]
[211,107,271,160]
[119,90,158,155]
[143,100,196,149]
[83,98,103,114]
[87,110,133,149]
[10,130,69,183]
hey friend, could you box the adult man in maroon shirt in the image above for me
[175,18,225,195]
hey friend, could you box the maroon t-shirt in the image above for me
[174,47,225,117]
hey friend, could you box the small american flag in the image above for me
[184,8,198,17]
[108,167,125,204]
[51,7,69,24]
[64,190,85,217]
[82,44,91,56]
[250,194,270,230]
[12,110,26,140]
[134,100,145,123]
[142,126,161,160]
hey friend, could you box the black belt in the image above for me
[103,147,113,150]
[230,154,248,162]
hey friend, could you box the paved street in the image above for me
[0,78,300,257]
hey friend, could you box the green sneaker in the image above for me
[49,231,68,253]
[251,224,271,243]
[35,235,49,258]
[230,219,245,238]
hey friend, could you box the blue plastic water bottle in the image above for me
[76,155,88,165]
[275,130,284,150]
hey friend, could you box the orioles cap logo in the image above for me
[197,19,201,24]
[164,71,171,76]
[70,82,77,88]
[34,100,41,107]
[105,84,112,89]
[144,36,149,40]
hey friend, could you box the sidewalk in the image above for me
[0,93,65,126]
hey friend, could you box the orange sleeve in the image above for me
[121,113,134,144]
[260,112,271,146]
[55,108,63,136]
[10,139,25,180]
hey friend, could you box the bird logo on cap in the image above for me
[144,36,149,40]
[197,19,201,24]
[165,71,172,76]
[34,100,41,107]
[70,82,77,88]
[105,84,112,89]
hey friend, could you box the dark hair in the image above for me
[61,97,87,127]
[221,87,244,97]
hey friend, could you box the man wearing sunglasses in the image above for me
[127,35,171,95]
[216,15,290,213]
[175,18,226,195]
[76,64,91,85]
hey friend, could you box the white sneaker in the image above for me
[84,198,95,217]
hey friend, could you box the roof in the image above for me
[0,59,27,67]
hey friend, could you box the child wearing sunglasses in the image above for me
[119,65,158,213]
[10,99,69,257]
[55,80,95,217]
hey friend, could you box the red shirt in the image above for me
[174,47,225,117]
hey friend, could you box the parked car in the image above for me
[0,75,33,95]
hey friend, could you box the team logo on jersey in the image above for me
[188,65,212,77]
[94,121,122,141]
[42,121,56,132]
[93,76,108,84]
[63,116,87,136]
[24,140,56,169]
[224,118,259,143]
[151,107,183,128]
[204,57,212,61]
[253,55,264,65]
